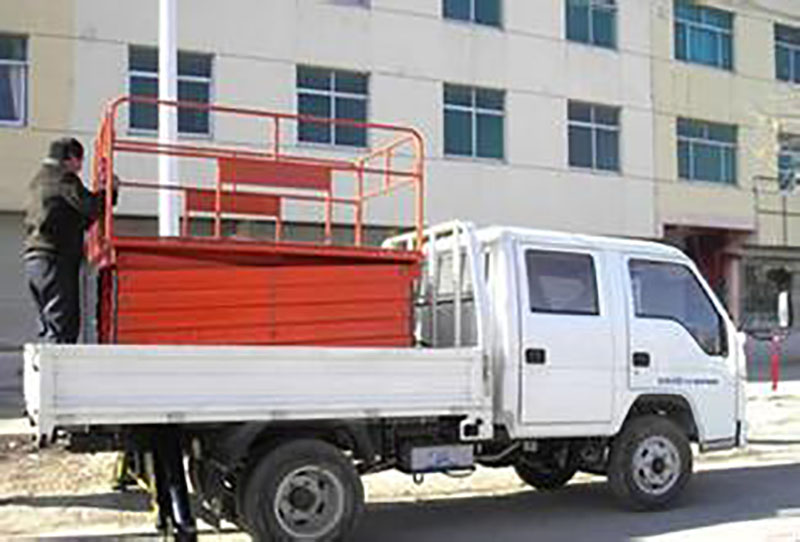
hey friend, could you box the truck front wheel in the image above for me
[240,439,364,541]
[608,415,692,510]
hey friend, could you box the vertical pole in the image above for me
[453,225,462,348]
[324,190,333,244]
[273,118,281,159]
[355,167,364,246]
[159,0,180,237]
[782,193,789,246]
[105,115,116,245]
[429,231,438,347]
[771,334,782,392]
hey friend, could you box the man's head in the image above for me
[48,137,84,174]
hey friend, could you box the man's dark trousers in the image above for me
[24,253,80,344]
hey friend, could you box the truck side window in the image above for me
[525,250,599,315]
[629,260,727,356]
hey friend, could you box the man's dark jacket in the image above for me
[23,160,105,260]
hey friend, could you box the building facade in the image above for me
[0,0,799,370]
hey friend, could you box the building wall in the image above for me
[650,0,800,241]
[59,0,657,235]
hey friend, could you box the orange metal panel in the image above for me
[218,157,332,192]
[108,259,416,347]
[185,188,281,217]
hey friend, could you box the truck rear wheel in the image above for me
[240,439,364,542]
[514,448,578,491]
[608,415,692,510]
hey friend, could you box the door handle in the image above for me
[633,352,651,368]
[525,348,547,365]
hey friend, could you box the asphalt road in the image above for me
[353,463,800,542]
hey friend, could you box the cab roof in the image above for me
[475,226,690,262]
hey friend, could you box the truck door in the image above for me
[624,258,737,442]
[516,246,615,425]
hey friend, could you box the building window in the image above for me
[566,0,617,49]
[779,133,800,191]
[674,0,733,70]
[128,46,213,135]
[568,101,620,172]
[443,84,504,160]
[677,118,737,184]
[297,66,368,147]
[776,24,800,84]
[0,34,27,126]
[443,0,501,27]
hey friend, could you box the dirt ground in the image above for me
[0,433,533,539]
[0,437,148,538]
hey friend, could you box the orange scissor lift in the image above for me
[88,97,425,348]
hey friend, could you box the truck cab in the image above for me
[480,226,745,449]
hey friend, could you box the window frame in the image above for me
[127,46,214,137]
[442,0,503,28]
[567,101,621,173]
[524,249,601,317]
[443,83,505,161]
[629,258,728,357]
[566,0,618,49]
[296,66,370,148]
[776,23,800,84]
[676,118,738,185]
[674,1,734,71]
[0,34,28,128]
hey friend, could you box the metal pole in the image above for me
[783,192,789,246]
[159,0,180,236]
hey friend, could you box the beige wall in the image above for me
[650,0,800,245]
[57,0,658,234]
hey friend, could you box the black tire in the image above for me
[240,439,364,542]
[608,415,692,511]
[514,449,578,491]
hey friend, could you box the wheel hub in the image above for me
[289,486,317,511]
[274,466,345,539]
[632,435,681,496]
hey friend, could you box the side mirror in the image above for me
[778,290,792,329]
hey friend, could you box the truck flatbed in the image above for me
[24,343,489,442]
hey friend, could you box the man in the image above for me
[23,137,116,343]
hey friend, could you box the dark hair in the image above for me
[48,137,84,162]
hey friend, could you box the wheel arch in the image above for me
[620,394,702,442]
[211,421,376,469]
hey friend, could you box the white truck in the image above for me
[24,221,746,541]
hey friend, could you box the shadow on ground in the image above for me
[0,490,150,513]
[352,463,800,542]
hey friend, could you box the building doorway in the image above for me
[662,226,746,316]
